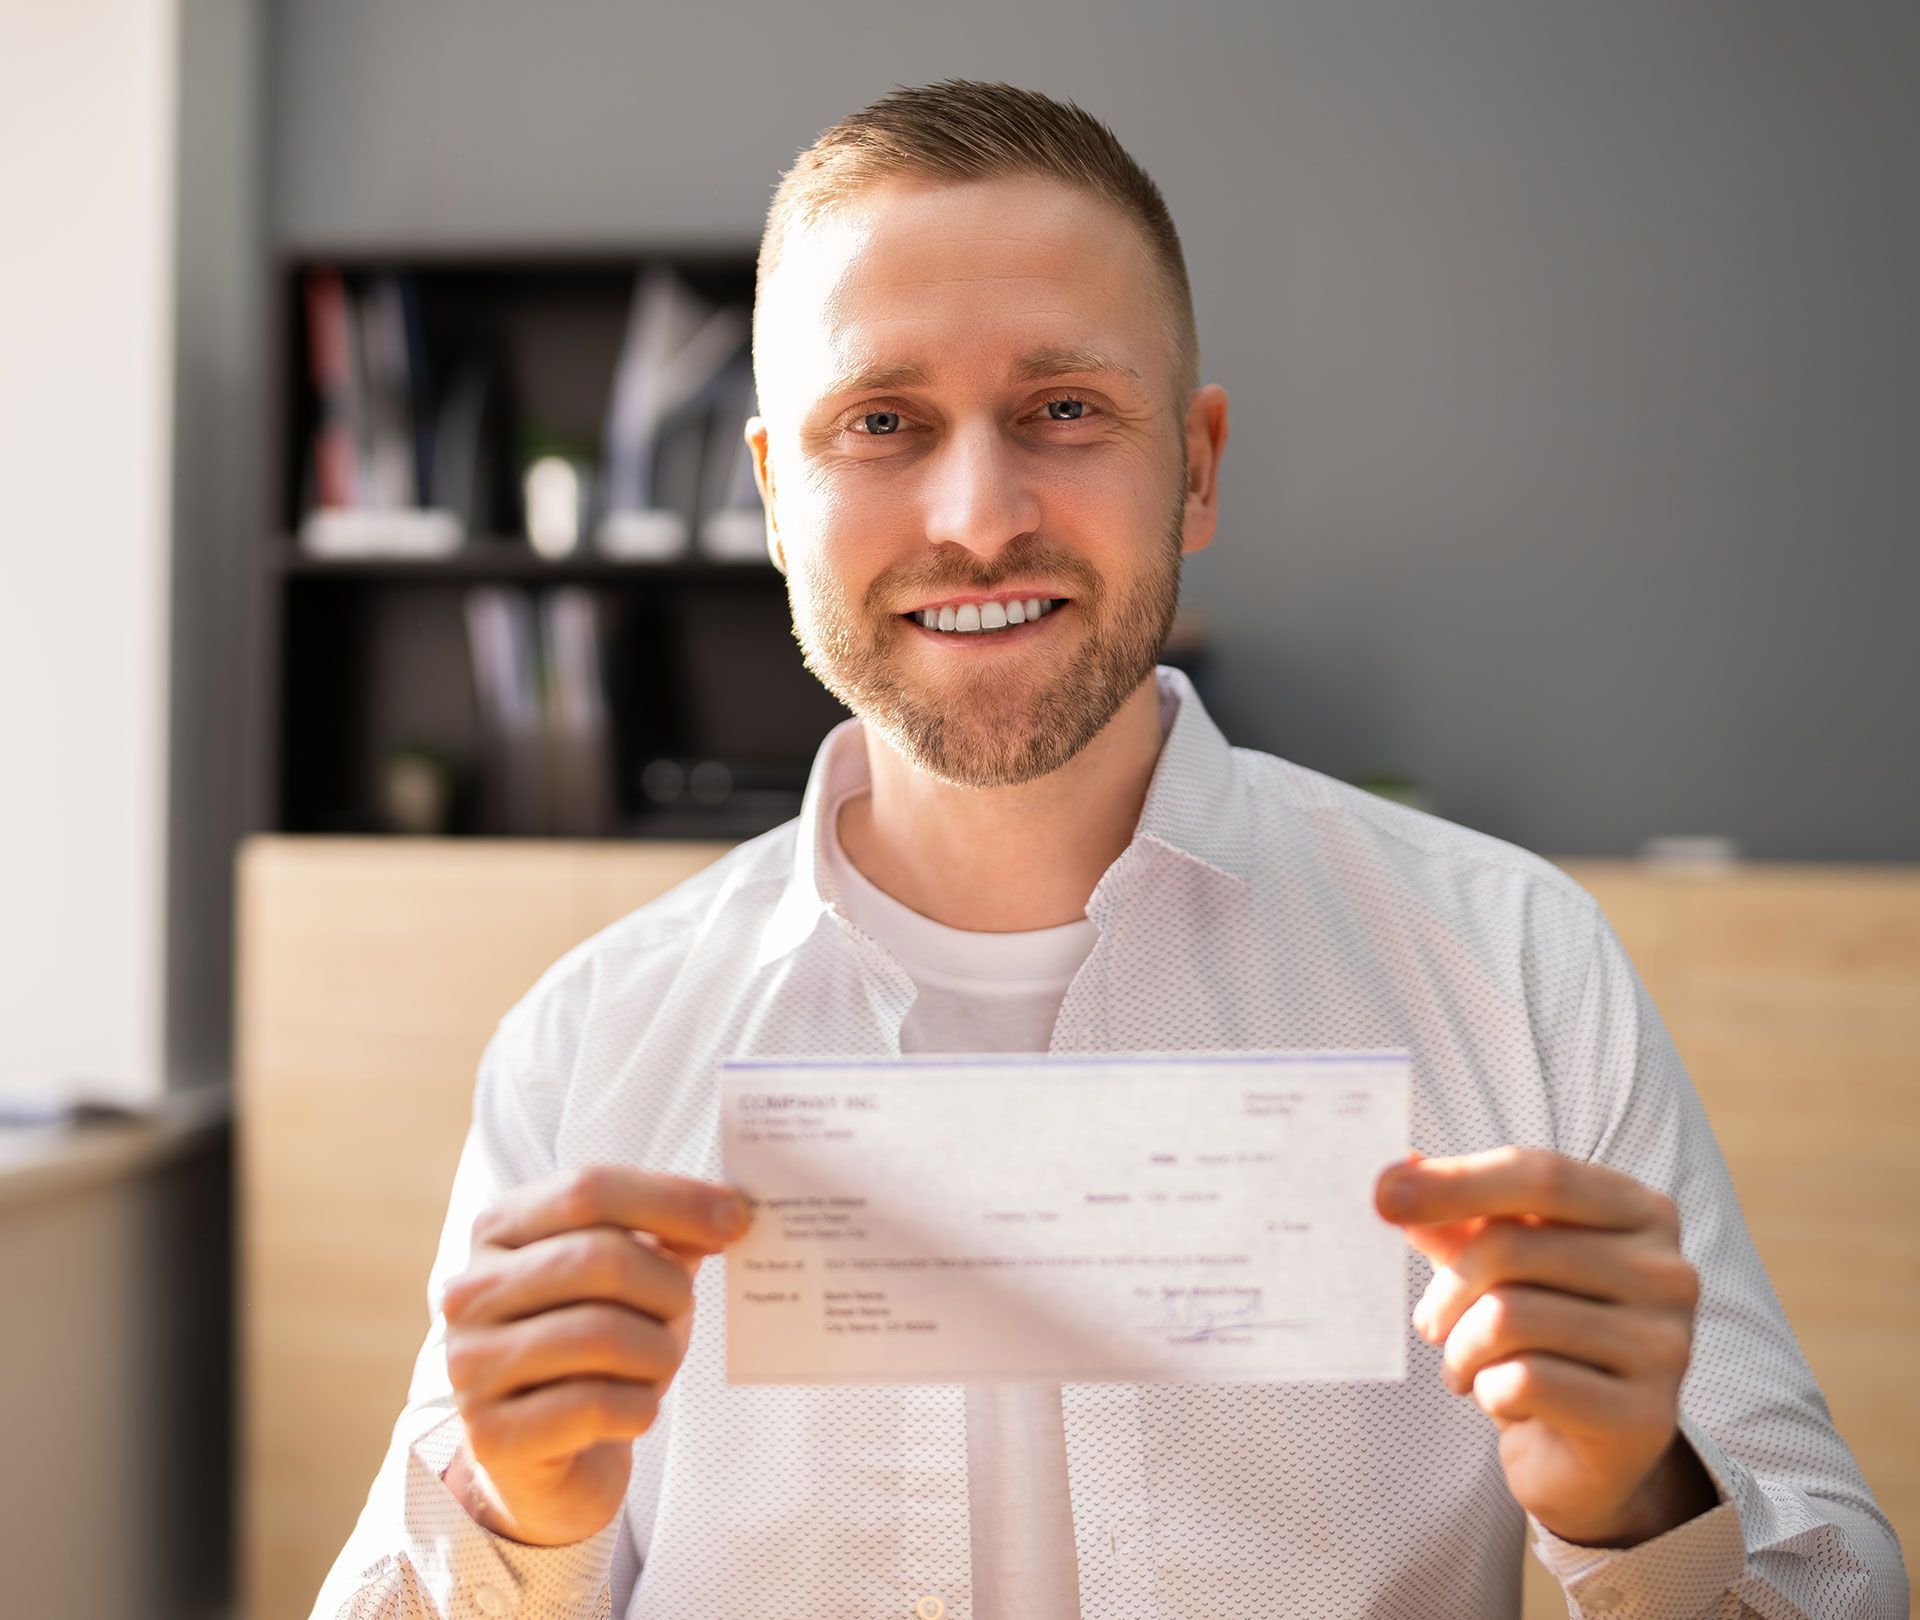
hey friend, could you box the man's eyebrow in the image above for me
[1010,346,1143,385]
[819,347,1143,405]
[820,361,932,403]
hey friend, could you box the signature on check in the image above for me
[1143,1287,1305,1343]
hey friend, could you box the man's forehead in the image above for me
[758,174,1171,410]
[795,171,1141,278]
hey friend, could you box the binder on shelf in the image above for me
[358,274,421,507]
[539,588,617,837]
[302,269,360,509]
[464,585,618,836]
[689,351,771,563]
[595,266,750,561]
[463,586,547,835]
[430,358,506,538]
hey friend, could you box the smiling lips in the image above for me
[902,596,1067,636]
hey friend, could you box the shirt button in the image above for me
[473,1584,510,1617]
[1586,1584,1624,1613]
[562,1576,597,1604]
[914,1597,946,1620]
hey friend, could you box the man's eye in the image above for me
[858,410,902,435]
[1044,397,1088,421]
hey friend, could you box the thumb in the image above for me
[1379,1149,1481,1266]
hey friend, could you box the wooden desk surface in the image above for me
[236,841,1918,1620]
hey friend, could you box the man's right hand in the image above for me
[438,1165,754,1547]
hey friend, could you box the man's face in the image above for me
[749,173,1212,789]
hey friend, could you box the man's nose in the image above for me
[919,420,1042,558]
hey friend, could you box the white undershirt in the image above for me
[827,789,1093,1620]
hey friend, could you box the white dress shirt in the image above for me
[312,664,1907,1620]
[826,771,1099,1620]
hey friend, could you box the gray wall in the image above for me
[268,0,1919,859]
[171,0,265,1091]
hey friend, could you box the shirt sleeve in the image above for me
[1529,905,1908,1619]
[306,1008,623,1620]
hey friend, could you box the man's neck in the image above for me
[835,674,1167,933]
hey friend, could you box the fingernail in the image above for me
[1377,1168,1413,1216]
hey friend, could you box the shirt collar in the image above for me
[755,663,1250,971]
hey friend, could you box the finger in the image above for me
[1416,1221,1699,1345]
[1469,1352,1654,1435]
[466,1375,663,1468]
[1379,1152,1484,1268]
[1438,1284,1687,1396]
[1372,1147,1424,1218]
[473,1164,753,1253]
[1397,1214,1484,1270]
[444,1225,697,1327]
[451,1302,683,1404]
[1377,1145,1671,1233]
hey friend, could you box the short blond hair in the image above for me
[755,79,1200,407]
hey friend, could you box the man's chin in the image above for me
[866,679,1107,789]
[890,731,1073,792]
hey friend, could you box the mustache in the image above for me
[863,545,1100,608]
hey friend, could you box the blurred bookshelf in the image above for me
[256,243,854,842]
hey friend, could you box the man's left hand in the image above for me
[1374,1145,1720,1547]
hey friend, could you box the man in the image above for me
[313,81,1905,1619]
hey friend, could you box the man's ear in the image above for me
[744,415,786,576]
[1179,383,1230,557]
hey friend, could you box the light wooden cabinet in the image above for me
[237,839,1920,1620]
[236,836,733,1620]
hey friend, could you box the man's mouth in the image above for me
[898,596,1070,636]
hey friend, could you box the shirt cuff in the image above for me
[401,1408,618,1620]
[1527,1414,1747,1619]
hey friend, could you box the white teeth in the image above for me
[917,596,1060,633]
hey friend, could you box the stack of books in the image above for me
[299,269,485,557]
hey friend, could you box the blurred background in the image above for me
[1,2,1914,1616]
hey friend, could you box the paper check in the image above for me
[720,1050,1410,1385]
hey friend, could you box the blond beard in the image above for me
[785,481,1186,790]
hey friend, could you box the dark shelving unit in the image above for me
[254,244,853,842]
